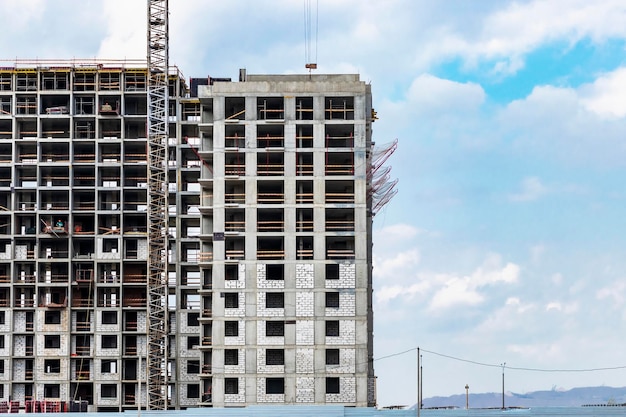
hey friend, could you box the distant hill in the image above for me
[421,386,626,409]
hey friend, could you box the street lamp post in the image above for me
[501,362,506,410]
[465,384,469,409]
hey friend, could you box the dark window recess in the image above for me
[265,321,285,337]
[224,349,239,366]
[225,378,239,394]
[326,377,340,394]
[265,292,284,309]
[326,349,340,365]
[325,321,340,337]
[45,311,61,324]
[225,264,239,281]
[225,321,239,337]
[187,312,199,326]
[187,360,200,374]
[44,384,60,398]
[101,359,117,373]
[44,335,61,349]
[44,359,61,373]
[101,335,117,349]
[266,377,285,394]
[187,336,200,349]
[102,311,117,324]
[325,292,340,308]
[224,293,239,308]
[326,264,340,280]
[187,384,200,398]
[101,384,117,398]
[265,349,284,366]
[266,264,284,280]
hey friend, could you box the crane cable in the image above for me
[304,0,318,70]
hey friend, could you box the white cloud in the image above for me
[551,273,564,286]
[580,68,626,118]
[97,1,146,59]
[506,297,534,314]
[374,223,423,244]
[376,282,430,304]
[507,342,563,360]
[509,177,548,202]
[429,275,484,310]
[470,254,520,286]
[406,74,485,115]
[0,0,45,29]
[374,248,421,282]
[596,280,626,306]
[545,302,562,311]
[429,254,520,311]
[418,0,626,74]
[498,79,626,168]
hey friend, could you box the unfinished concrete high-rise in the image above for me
[194,72,378,407]
[0,63,390,412]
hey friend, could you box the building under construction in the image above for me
[0,62,396,411]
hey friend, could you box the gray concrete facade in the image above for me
[0,66,376,411]
[197,73,376,407]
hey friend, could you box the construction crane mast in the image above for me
[146,0,169,410]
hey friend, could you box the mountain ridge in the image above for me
[421,386,626,409]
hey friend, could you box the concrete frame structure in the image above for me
[0,64,376,411]
[196,72,375,407]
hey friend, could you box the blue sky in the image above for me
[3,0,626,408]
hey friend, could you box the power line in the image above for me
[374,346,626,373]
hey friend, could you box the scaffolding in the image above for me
[146,0,169,410]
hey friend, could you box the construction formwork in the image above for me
[0,61,202,412]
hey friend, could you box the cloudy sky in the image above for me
[4,0,626,408]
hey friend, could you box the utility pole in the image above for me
[465,384,469,409]
[417,348,420,417]
[501,362,506,410]
[419,355,423,411]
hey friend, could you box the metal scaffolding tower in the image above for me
[146,0,169,410]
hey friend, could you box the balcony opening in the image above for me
[326,236,355,260]
[325,96,354,120]
[257,124,284,148]
[296,152,313,176]
[257,180,284,204]
[257,97,284,120]
[225,125,245,148]
[257,152,284,176]
[297,236,313,260]
[257,208,283,232]
[326,124,354,148]
[257,236,284,260]
[296,180,313,204]
[325,208,355,232]
[325,180,354,203]
[296,97,313,120]
[225,97,245,121]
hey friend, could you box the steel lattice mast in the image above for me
[146,0,169,410]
